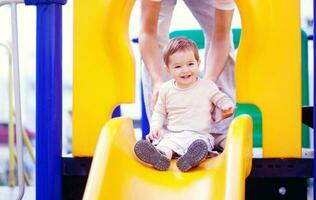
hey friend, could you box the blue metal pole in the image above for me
[35,5,62,200]
[141,81,150,139]
[313,0,316,199]
[131,38,150,138]
[25,0,66,199]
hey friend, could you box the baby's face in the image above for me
[166,50,199,89]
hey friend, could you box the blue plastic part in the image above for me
[35,4,63,200]
[132,37,139,44]
[112,106,121,118]
[141,81,150,138]
[25,0,67,5]
[314,0,316,198]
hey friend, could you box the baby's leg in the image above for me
[212,133,227,152]
[156,146,173,160]
[134,140,170,171]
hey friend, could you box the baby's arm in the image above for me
[147,86,167,141]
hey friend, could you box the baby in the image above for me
[134,37,235,172]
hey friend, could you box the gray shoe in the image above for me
[134,140,170,171]
[176,139,208,172]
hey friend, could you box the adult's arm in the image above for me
[204,8,234,82]
[139,0,164,110]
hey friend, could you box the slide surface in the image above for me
[83,115,253,200]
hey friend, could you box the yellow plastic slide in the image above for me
[74,0,301,198]
[83,115,252,200]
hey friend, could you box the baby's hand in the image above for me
[221,106,235,119]
[145,128,160,141]
[214,106,235,123]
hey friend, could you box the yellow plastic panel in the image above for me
[73,0,135,156]
[83,115,253,200]
[235,0,301,157]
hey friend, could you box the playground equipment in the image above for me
[73,0,302,158]
[0,0,314,199]
[70,0,312,199]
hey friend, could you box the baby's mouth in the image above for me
[181,74,191,79]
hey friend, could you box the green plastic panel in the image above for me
[301,31,310,148]
[170,30,205,49]
[234,103,262,147]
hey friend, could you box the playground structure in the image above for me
[0,0,314,199]
[73,0,302,157]
[73,0,312,199]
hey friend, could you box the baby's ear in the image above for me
[198,59,201,66]
[164,66,170,73]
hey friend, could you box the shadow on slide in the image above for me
[83,115,253,200]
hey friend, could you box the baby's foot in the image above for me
[134,140,170,171]
[176,139,208,172]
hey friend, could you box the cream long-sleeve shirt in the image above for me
[151,78,234,135]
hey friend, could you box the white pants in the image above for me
[155,130,215,156]
[142,0,236,135]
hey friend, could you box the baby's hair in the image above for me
[163,37,200,66]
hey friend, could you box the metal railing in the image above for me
[0,41,35,184]
[0,1,25,199]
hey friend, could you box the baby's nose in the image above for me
[182,66,190,72]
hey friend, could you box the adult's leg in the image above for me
[212,133,227,152]
[141,0,176,118]
[183,0,215,62]
[185,0,235,135]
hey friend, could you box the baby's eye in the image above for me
[174,65,181,69]
[188,62,195,66]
